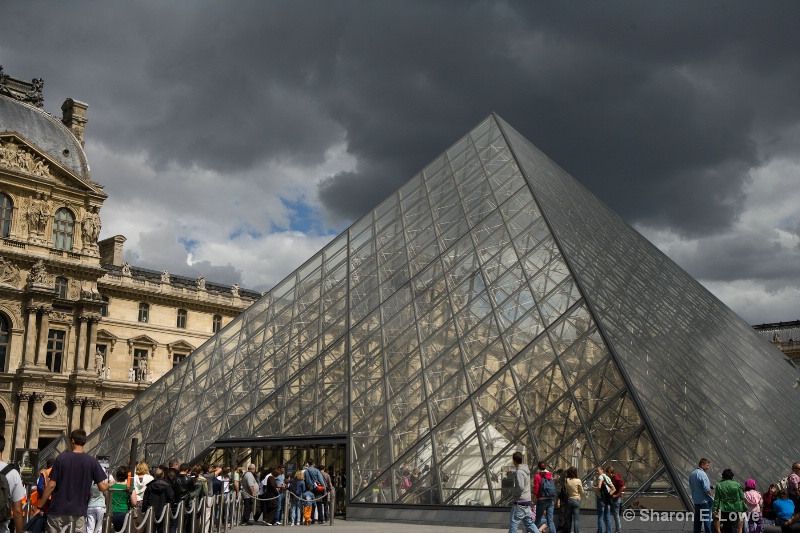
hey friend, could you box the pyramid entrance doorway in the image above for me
[207,437,348,516]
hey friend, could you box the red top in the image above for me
[611,473,626,500]
[533,470,553,498]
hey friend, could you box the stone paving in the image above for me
[239,513,699,532]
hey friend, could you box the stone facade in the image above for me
[753,320,800,367]
[0,69,258,454]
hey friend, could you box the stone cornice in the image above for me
[97,279,253,314]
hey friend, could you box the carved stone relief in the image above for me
[0,139,55,180]
[27,259,51,286]
[0,255,21,287]
[68,279,80,300]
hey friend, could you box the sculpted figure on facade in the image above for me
[161,270,170,283]
[105,367,111,380]
[95,350,104,376]
[0,143,54,180]
[231,283,239,297]
[24,78,44,107]
[27,259,50,285]
[82,205,102,246]
[138,359,148,382]
[121,262,131,276]
[0,255,21,286]
[128,367,135,382]
[26,192,50,237]
[196,276,205,290]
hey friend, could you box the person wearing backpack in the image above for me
[288,471,306,526]
[303,459,325,524]
[594,465,615,533]
[533,462,557,533]
[0,435,25,533]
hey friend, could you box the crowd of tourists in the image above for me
[507,452,626,533]
[690,457,800,533]
[0,429,343,533]
[506,453,800,533]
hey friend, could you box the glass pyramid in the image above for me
[47,114,800,511]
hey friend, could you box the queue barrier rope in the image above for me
[23,483,336,533]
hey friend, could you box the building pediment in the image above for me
[127,334,158,350]
[0,133,104,196]
[167,340,196,355]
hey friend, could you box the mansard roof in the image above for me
[0,95,90,181]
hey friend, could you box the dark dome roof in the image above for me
[0,94,89,179]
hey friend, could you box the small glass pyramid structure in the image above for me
[57,114,800,510]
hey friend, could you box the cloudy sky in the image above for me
[2,1,799,324]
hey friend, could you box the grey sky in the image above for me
[2,1,799,324]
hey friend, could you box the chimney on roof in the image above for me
[61,98,88,146]
[98,235,126,266]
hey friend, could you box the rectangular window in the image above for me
[138,303,149,323]
[46,329,66,373]
[133,349,148,371]
[172,352,188,368]
[177,309,187,329]
[213,314,222,334]
[54,277,68,299]
[101,296,109,317]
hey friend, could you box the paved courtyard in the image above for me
[239,513,699,532]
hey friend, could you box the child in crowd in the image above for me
[302,490,315,525]
[743,479,763,533]
[773,490,795,528]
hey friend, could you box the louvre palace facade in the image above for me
[46,111,800,527]
[0,68,258,454]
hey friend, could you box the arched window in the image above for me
[212,314,222,333]
[0,314,9,372]
[52,208,75,251]
[0,194,13,238]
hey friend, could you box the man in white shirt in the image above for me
[0,435,25,533]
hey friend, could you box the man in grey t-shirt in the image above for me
[241,464,259,525]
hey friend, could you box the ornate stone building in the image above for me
[0,67,259,453]
[753,320,800,367]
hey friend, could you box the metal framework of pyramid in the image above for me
[49,114,800,511]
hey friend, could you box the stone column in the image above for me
[74,316,87,372]
[35,308,51,368]
[3,420,13,456]
[87,399,102,434]
[28,393,45,449]
[70,396,85,433]
[14,392,31,450]
[21,306,38,368]
[86,317,100,369]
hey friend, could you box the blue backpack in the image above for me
[539,475,556,498]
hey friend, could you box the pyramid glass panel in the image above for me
[49,114,800,521]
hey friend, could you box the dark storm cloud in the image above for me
[3,0,800,289]
[314,1,800,238]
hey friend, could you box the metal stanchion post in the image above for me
[329,490,334,526]
[164,503,172,533]
[176,501,184,533]
[104,504,113,533]
[146,507,155,533]
[284,493,290,527]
